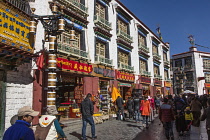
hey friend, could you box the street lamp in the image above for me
[29,5,75,107]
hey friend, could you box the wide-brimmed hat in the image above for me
[46,106,58,115]
[17,106,39,117]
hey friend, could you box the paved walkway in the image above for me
[62,115,208,140]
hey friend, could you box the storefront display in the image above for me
[99,80,110,112]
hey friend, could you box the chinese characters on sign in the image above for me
[57,58,92,73]
[154,79,162,86]
[164,81,171,87]
[139,76,151,84]
[115,70,135,81]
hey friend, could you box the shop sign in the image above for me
[164,81,171,87]
[154,79,162,86]
[0,7,32,50]
[139,76,151,84]
[119,83,131,87]
[205,83,210,88]
[93,67,115,78]
[57,58,92,73]
[115,70,135,81]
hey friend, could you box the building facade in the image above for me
[172,46,210,95]
[1,0,172,135]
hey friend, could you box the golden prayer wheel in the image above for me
[52,5,58,13]
[48,60,57,69]
[47,100,56,106]
[48,73,56,79]
[48,80,56,87]
[48,54,56,61]
[70,30,76,41]
[29,21,36,33]
[49,36,56,42]
[47,91,56,98]
[58,19,65,31]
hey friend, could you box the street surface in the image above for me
[63,117,208,140]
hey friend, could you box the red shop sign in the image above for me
[115,70,135,81]
[57,58,92,73]
[139,76,151,84]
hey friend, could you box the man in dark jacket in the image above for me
[126,97,133,120]
[200,98,210,140]
[81,93,97,140]
[159,98,175,140]
[3,106,39,140]
[133,95,141,123]
[116,96,125,120]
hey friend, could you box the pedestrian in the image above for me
[154,96,161,114]
[116,96,125,121]
[3,106,39,140]
[159,98,175,140]
[133,94,141,123]
[174,95,187,136]
[141,96,151,128]
[35,106,67,140]
[126,96,133,120]
[190,95,202,127]
[184,106,193,135]
[80,93,97,140]
[200,98,210,140]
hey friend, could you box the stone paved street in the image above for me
[63,116,208,140]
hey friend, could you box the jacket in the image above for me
[3,120,35,140]
[200,107,210,130]
[81,97,94,118]
[116,97,124,108]
[126,99,133,111]
[159,103,174,122]
[141,100,150,116]
[190,100,202,112]
[185,111,193,121]
[133,98,140,111]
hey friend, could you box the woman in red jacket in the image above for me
[141,96,151,128]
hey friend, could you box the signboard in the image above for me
[93,67,115,78]
[57,58,92,73]
[115,70,135,81]
[0,6,32,51]
[119,83,131,87]
[205,83,210,88]
[164,81,171,87]
[139,76,151,84]
[154,79,162,86]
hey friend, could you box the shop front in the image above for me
[55,57,93,119]
[115,70,135,101]
[163,81,172,96]
[138,75,151,97]
[204,83,210,94]
[153,79,163,97]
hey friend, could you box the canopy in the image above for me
[183,90,195,94]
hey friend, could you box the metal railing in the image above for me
[118,62,134,71]
[57,44,88,58]
[138,43,149,53]
[95,55,113,66]
[5,0,32,15]
[117,30,133,43]
[59,0,88,14]
[164,77,171,81]
[140,70,151,76]
[153,53,161,60]
[154,74,162,79]
[94,15,112,30]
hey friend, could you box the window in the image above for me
[117,19,127,33]
[152,44,158,54]
[205,73,210,83]
[96,41,105,57]
[96,2,105,18]
[138,34,146,46]
[185,57,192,68]
[175,60,182,67]
[118,51,128,65]
[203,59,210,69]
[163,52,167,61]
[72,31,80,48]
[140,59,147,72]
[164,70,169,80]
[154,65,159,75]
[186,72,194,82]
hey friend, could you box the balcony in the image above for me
[164,60,170,66]
[118,62,134,72]
[5,0,32,15]
[153,53,161,60]
[164,77,171,81]
[95,55,113,66]
[57,44,88,60]
[140,70,151,77]
[138,43,149,53]
[94,15,112,31]
[154,74,162,79]
[117,30,133,43]
[57,0,88,16]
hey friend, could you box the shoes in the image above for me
[92,136,97,140]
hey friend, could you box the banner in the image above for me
[115,70,135,81]
[57,58,92,73]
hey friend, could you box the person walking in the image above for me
[159,98,175,140]
[200,98,210,140]
[154,96,161,114]
[35,106,67,140]
[184,106,193,135]
[126,97,133,120]
[80,93,97,140]
[133,95,141,123]
[116,96,125,120]
[141,96,151,128]
[3,106,39,140]
[190,95,202,127]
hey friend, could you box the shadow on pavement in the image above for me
[127,124,142,130]
[69,131,92,140]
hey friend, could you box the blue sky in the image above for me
[120,0,210,57]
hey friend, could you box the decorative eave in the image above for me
[116,7,133,21]
[117,38,133,50]
[139,51,150,58]
[49,2,89,27]
[94,27,112,39]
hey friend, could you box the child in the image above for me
[184,106,193,134]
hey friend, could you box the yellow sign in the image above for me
[0,6,33,51]
[164,81,171,87]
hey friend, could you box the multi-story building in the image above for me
[172,46,210,95]
[0,0,172,136]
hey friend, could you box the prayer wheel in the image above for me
[58,19,65,31]
[29,21,36,33]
